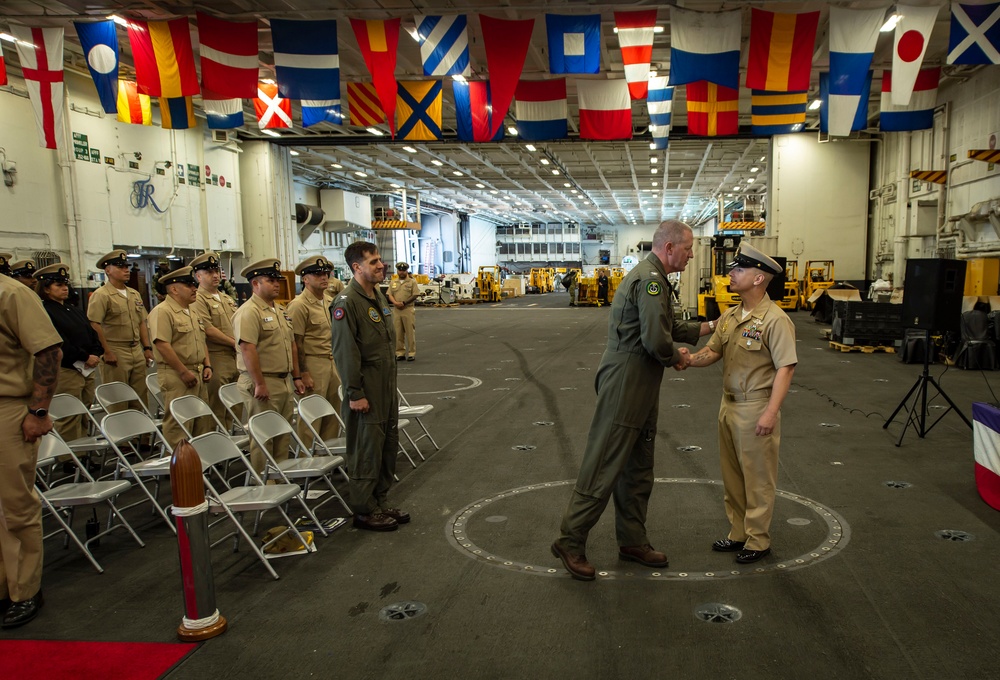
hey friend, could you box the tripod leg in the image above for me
[895,377,929,446]
[927,377,973,429]
[884,375,923,429]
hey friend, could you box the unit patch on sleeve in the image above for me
[646,281,661,296]
[333,307,345,320]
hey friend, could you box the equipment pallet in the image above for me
[829,341,896,354]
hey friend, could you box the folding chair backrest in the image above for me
[50,393,94,420]
[96,382,150,415]
[37,431,74,468]
[397,388,412,407]
[146,374,164,410]
[247,410,294,448]
[171,395,225,435]
[101,409,162,446]
[297,394,337,427]
[219,383,247,426]
[189,431,245,471]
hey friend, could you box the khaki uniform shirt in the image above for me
[0,275,62,398]
[287,287,332,357]
[707,294,798,395]
[324,278,345,302]
[148,296,207,367]
[232,293,294,374]
[87,283,147,344]
[191,288,238,352]
[389,277,420,307]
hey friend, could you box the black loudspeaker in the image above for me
[901,259,967,332]
[767,256,787,301]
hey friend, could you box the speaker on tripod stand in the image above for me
[884,258,972,445]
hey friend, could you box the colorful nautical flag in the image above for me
[12,26,65,149]
[116,80,152,125]
[454,81,503,142]
[880,68,940,132]
[820,70,872,135]
[127,18,200,98]
[827,6,883,137]
[746,9,820,92]
[669,7,742,90]
[204,97,244,129]
[73,20,119,114]
[271,19,340,102]
[0,46,6,86]
[159,96,195,130]
[973,403,1000,511]
[396,80,443,141]
[686,81,739,137]
[302,100,343,127]
[479,15,535,137]
[892,5,940,106]
[614,10,658,99]
[546,14,601,74]
[254,82,292,130]
[415,15,470,77]
[346,82,385,127]
[647,76,673,150]
[351,18,401,136]
[195,12,259,98]
[751,90,807,136]
[948,2,1000,64]
[514,79,568,141]
[576,79,632,141]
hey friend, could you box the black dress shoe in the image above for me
[352,513,398,532]
[712,538,746,552]
[381,507,410,524]
[406,356,415,362]
[2,591,43,629]
[396,356,406,361]
[735,547,772,564]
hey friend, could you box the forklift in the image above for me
[775,259,802,311]
[801,260,835,311]
[697,236,742,320]
[476,265,502,302]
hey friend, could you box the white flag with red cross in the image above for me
[12,25,65,149]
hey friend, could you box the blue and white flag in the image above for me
[415,15,470,77]
[880,68,940,132]
[668,7,741,90]
[270,19,341,101]
[948,2,1000,65]
[204,98,244,130]
[545,14,601,74]
[302,100,343,127]
[820,70,872,135]
[827,6,883,137]
[647,76,672,150]
[514,79,568,141]
[74,20,119,114]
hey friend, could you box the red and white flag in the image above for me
[0,44,7,86]
[892,4,940,105]
[614,10,658,100]
[576,79,632,140]
[254,82,292,129]
[12,25,65,149]
[196,12,259,98]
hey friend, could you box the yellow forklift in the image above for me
[801,260,835,311]
[476,265,502,302]
[528,267,554,293]
[776,259,802,311]
[697,237,742,320]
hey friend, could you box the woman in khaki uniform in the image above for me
[87,250,153,410]
[388,262,420,361]
[147,267,212,447]
[288,255,342,446]
[189,252,239,427]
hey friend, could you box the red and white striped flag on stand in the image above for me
[196,12,259,98]
[614,10,658,99]
[576,79,632,140]
[12,25,65,149]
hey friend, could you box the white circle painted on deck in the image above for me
[400,373,482,395]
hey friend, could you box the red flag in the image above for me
[614,10,659,100]
[576,79,632,140]
[196,12,259,98]
[350,19,400,136]
[12,26,65,149]
[746,9,820,92]
[254,82,292,129]
[127,17,199,97]
[347,82,385,127]
[686,81,739,136]
[479,15,535,137]
[0,49,7,86]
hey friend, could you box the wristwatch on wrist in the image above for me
[28,407,48,418]
[143,345,152,351]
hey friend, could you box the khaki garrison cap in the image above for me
[728,243,783,277]
[34,262,71,283]
[97,249,130,268]
[11,259,36,278]
[295,255,333,276]
[0,252,11,275]
[159,266,197,287]
[396,262,409,270]
[190,252,222,271]
[241,258,282,280]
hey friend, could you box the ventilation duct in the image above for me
[295,203,325,241]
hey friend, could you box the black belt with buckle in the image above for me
[263,372,288,379]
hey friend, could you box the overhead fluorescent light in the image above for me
[808,99,822,110]
[540,158,550,165]
[127,252,142,259]
[563,182,571,188]
[571,189,578,193]
[390,183,401,188]
[653,26,664,33]
[288,150,300,156]
[402,146,417,153]
[651,168,658,174]
[760,156,766,162]
[507,126,518,136]
[108,14,131,28]
[746,177,755,184]
[452,170,462,176]
[366,127,384,136]
[525,144,537,152]
[551,169,559,175]
[475,183,485,188]
[649,142,656,150]
[261,129,281,137]
[880,14,899,32]
[431,159,444,166]
[651,181,658,186]
[650,157,658,164]
[750,166,759,173]
[490,190,498,194]
[355,171,367,178]
[331,163,343,169]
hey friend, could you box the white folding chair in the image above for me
[100,410,176,533]
[219,382,250,440]
[397,389,438,454]
[247,411,352,537]
[35,432,145,573]
[191,431,317,580]
[96,381,163,427]
[296,394,348,457]
[171,394,250,450]
[146,373,165,417]
[49,393,112,473]
[338,384,419,468]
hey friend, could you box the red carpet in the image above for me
[0,639,196,679]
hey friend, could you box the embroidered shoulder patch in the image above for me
[333,307,345,320]
[646,281,661,296]
[368,307,381,323]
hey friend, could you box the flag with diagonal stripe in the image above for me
[347,82,385,127]
[254,82,292,130]
[948,2,1000,64]
[396,80,442,141]
[415,15,470,77]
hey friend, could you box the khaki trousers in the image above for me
[298,355,342,448]
[206,350,239,430]
[56,367,96,442]
[159,366,209,449]
[718,398,781,551]
[238,373,293,474]
[393,306,416,358]
[0,398,43,602]
[100,342,148,412]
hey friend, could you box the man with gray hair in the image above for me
[553,219,712,581]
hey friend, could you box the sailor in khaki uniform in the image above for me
[685,243,797,564]
[287,255,342,447]
[189,252,239,427]
[0,270,62,628]
[387,262,421,361]
[10,260,37,290]
[147,267,212,447]
[0,253,12,277]
[87,250,153,410]
[232,259,305,473]
[323,274,345,302]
